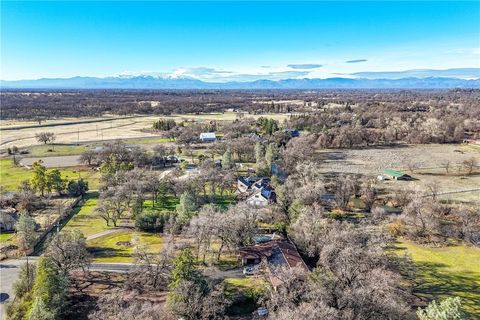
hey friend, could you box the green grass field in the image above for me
[0,232,15,243]
[396,240,480,317]
[87,230,163,262]
[0,159,100,192]
[123,137,171,145]
[61,192,108,238]
[27,144,89,157]
[143,195,180,212]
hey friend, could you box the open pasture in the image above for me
[0,159,100,192]
[318,144,480,204]
[0,112,291,150]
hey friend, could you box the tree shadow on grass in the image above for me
[87,246,131,260]
[410,261,480,317]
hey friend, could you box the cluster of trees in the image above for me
[25,161,88,197]
[81,140,178,169]
[256,117,279,136]
[91,243,229,320]
[1,90,273,119]
[7,230,91,320]
[286,92,479,147]
[267,223,412,319]
[188,203,258,263]
[389,193,480,246]
[153,119,177,131]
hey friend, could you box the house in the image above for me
[284,128,300,138]
[246,186,276,207]
[383,169,412,180]
[237,176,276,207]
[0,210,18,232]
[237,176,257,193]
[199,132,217,142]
[239,239,309,289]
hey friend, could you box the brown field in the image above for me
[318,144,480,204]
[0,112,291,149]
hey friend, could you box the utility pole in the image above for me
[77,128,80,146]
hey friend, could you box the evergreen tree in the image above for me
[46,169,65,195]
[265,143,278,174]
[31,161,47,196]
[16,213,37,251]
[222,148,233,169]
[28,257,68,320]
[255,142,264,166]
[169,249,201,288]
[175,191,197,222]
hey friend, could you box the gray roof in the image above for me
[199,132,216,139]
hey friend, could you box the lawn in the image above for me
[0,159,100,192]
[62,192,107,238]
[396,240,480,317]
[27,144,89,157]
[123,137,171,145]
[87,230,163,263]
[224,277,268,315]
[0,232,15,243]
[143,195,180,212]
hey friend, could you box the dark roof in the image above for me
[260,187,275,200]
[239,239,308,270]
[254,178,270,189]
[238,176,257,187]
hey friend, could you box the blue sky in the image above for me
[1,1,479,81]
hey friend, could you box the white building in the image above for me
[199,132,217,142]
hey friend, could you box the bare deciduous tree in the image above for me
[335,174,355,210]
[35,132,55,145]
[44,230,91,276]
[462,157,478,175]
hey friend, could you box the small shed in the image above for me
[199,132,217,142]
[383,169,412,180]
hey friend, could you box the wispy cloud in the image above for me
[170,67,233,79]
[287,64,323,69]
[346,59,368,63]
[349,68,480,79]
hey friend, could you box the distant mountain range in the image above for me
[1,75,479,89]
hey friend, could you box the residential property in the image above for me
[199,132,217,142]
[383,169,412,180]
[0,209,18,232]
[239,239,309,289]
[237,176,276,207]
[246,186,276,207]
[237,176,257,193]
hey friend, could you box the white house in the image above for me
[246,187,276,207]
[199,132,217,142]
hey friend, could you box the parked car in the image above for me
[243,266,255,275]
[257,307,268,317]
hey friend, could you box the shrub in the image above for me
[388,219,406,237]
[135,211,170,232]
[67,179,89,197]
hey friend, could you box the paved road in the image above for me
[0,256,133,318]
[86,228,129,241]
[19,155,82,168]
